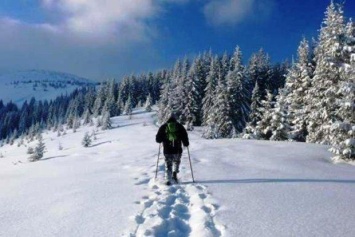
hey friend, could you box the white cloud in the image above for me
[40,0,158,42]
[0,1,174,79]
[203,0,275,26]
[0,15,161,80]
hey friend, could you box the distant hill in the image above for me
[0,70,98,105]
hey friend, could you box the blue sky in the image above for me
[0,0,353,80]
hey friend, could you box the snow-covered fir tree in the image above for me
[307,2,346,144]
[253,90,275,140]
[206,72,234,138]
[269,89,290,141]
[180,69,195,129]
[124,96,133,116]
[243,82,263,139]
[202,56,220,126]
[172,58,190,122]
[330,18,355,160]
[158,75,173,124]
[82,108,92,126]
[27,146,34,155]
[189,55,209,125]
[92,84,105,118]
[286,38,313,142]
[226,46,250,133]
[28,134,46,162]
[103,79,118,116]
[115,93,124,117]
[82,132,92,147]
[144,94,153,112]
[220,52,230,80]
[101,110,112,130]
[247,49,272,98]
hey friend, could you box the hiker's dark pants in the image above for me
[164,153,181,181]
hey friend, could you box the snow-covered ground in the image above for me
[0,109,354,237]
[0,69,96,105]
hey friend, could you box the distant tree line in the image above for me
[0,73,162,146]
[10,79,96,91]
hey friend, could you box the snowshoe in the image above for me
[166,181,172,186]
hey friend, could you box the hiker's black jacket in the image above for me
[156,118,189,154]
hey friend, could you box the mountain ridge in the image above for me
[0,69,98,105]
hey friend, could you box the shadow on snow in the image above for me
[186,178,355,185]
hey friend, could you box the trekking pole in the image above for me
[187,146,195,183]
[155,144,161,180]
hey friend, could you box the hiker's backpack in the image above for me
[166,122,178,145]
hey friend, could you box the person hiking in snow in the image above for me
[156,115,189,185]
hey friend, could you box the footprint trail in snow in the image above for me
[126,168,225,237]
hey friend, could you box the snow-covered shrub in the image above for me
[330,123,355,161]
[27,147,34,154]
[28,135,46,162]
[82,132,92,147]
[145,94,153,112]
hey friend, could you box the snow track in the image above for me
[125,165,225,237]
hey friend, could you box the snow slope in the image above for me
[0,109,354,237]
[0,69,96,105]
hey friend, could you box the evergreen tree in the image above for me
[180,62,200,129]
[118,76,131,104]
[202,56,220,125]
[115,92,124,117]
[144,94,153,112]
[226,46,250,133]
[247,49,272,99]
[172,58,190,121]
[84,87,96,112]
[253,90,275,140]
[330,18,355,160]
[9,129,18,145]
[188,55,208,125]
[82,108,92,126]
[158,74,173,123]
[124,96,133,116]
[286,38,313,142]
[27,146,34,155]
[209,73,234,138]
[220,52,230,80]
[103,79,117,116]
[102,110,112,130]
[28,134,46,162]
[82,132,92,147]
[269,89,290,141]
[66,113,75,129]
[92,84,105,117]
[307,2,346,144]
[243,82,263,138]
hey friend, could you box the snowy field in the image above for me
[0,109,354,237]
